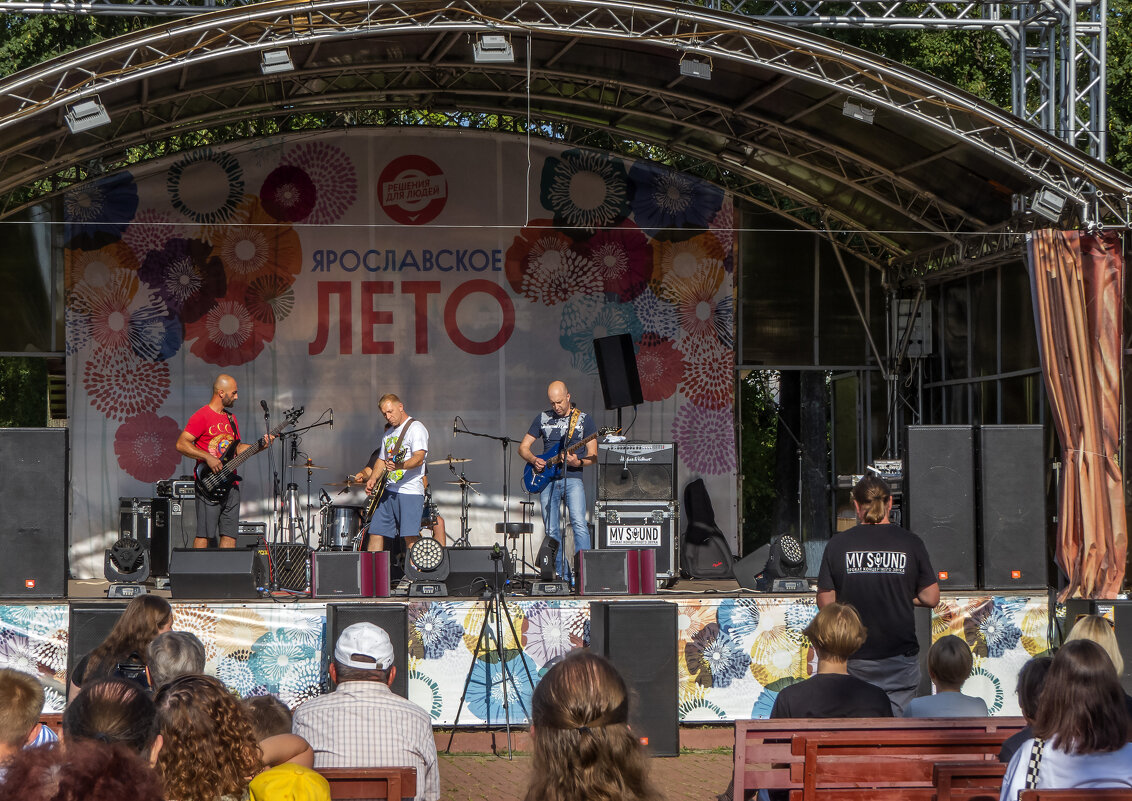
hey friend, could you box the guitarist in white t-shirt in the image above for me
[363,394,429,553]
[518,380,597,586]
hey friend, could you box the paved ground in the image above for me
[438,733,733,800]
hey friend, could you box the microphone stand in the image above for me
[453,418,515,542]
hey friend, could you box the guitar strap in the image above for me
[387,417,414,475]
[565,408,579,445]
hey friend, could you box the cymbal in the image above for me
[292,463,329,470]
[429,456,472,465]
[446,480,481,485]
[323,480,361,487]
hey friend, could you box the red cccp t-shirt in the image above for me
[183,405,239,467]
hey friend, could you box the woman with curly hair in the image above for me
[523,650,661,801]
[0,739,164,801]
[69,594,172,699]
[154,674,313,801]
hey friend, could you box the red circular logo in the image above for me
[378,155,448,225]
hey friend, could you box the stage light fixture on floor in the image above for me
[261,48,295,75]
[530,536,570,595]
[759,534,807,592]
[405,537,449,597]
[842,98,876,125]
[104,537,150,598]
[65,98,111,134]
[473,33,514,63]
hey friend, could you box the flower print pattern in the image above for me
[114,412,182,482]
[672,402,736,475]
[122,209,182,263]
[83,347,171,421]
[184,281,274,366]
[686,623,750,688]
[581,220,653,302]
[632,286,678,338]
[65,241,138,301]
[558,296,643,375]
[635,333,684,402]
[64,172,140,246]
[260,164,317,222]
[504,220,597,304]
[205,197,302,284]
[280,141,358,224]
[629,160,725,239]
[409,603,464,660]
[167,149,245,224]
[138,237,227,322]
[522,603,584,665]
[540,149,631,235]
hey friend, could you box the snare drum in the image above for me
[321,505,363,550]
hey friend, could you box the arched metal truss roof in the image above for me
[0,0,1128,283]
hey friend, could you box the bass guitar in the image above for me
[523,427,619,493]
[194,407,303,503]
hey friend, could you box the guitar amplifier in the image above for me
[597,442,677,501]
[595,499,679,588]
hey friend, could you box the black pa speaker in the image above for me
[169,548,266,599]
[979,425,1048,589]
[325,603,409,697]
[576,550,630,595]
[446,546,513,596]
[905,425,977,589]
[593,333,643,410]
[589,601,678,756]
[68,602,126,683]
[0,428,67,597]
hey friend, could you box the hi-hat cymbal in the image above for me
[292,463,329,470]
[446,480,481,485]
[429,456,472,465]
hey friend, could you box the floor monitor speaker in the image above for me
[68,602,126,683]
[979,425,1048,589]
[446,547,512,597]
[0,428,67,597]
[732,544,771,591]
[325,603,408,697]
[575,550,630,596]
[169,548,265,599]
[589,601,678,756]
[905,425,977,589]
[311,552,389,598]
[593,333,643,410]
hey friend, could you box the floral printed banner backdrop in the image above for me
[0,595,1049,717]
[64,128,737,578]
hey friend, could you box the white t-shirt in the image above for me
[378,419,428,495]
[999,739,1132,801]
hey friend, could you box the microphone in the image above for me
[453,417,459,437]
[330,409,334,431]
[290,438,298,463]
[260,400,269,414]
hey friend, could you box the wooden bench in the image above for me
[734,717,1026,801]
[1018,791,1132,801]
[315,766,418,801]
[933,760,1007,801]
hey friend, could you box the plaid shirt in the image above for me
[291,680,438,801]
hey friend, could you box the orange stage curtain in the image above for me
[1028,229,1126,599]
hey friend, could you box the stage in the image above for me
[2,581,1051,724]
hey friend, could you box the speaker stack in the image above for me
[0,428,67,598]
[324,603,409,697]
[905,424,1048,591]
[595,443,678,587]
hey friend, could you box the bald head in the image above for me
[547,381,571,417]
[213,374,238,408]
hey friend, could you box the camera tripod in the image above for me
[444,544,536,758]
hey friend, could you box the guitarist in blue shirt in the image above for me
[518,381,597,586]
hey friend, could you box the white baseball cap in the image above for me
[333,622,394,670]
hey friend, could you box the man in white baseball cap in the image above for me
[291,623,438,801]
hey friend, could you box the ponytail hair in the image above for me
[852,475,890,525]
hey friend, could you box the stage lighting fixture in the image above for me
[473,33,514,63]
[678,56,711,80]
[405,537,449,597]
[534,536,559,581]
[842,98,876,125]
[105,537,150,597]
[1031,187,1067,223]
[261,48,295,75]
[64,98,111,134]
[758,534,807,592]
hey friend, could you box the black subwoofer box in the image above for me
[169,548,265,599]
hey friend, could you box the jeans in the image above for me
[539,475,590,583]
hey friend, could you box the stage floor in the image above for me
[6,584,1051,726]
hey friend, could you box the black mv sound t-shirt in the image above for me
[817,523,936,661]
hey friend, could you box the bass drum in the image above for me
[321,505,363,551]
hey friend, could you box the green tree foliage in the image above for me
[0,14,144,76]
[740,371,780,554]
[1108,0,1132,174]
[0,357,47,427]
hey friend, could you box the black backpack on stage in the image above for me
[679,479,735,580]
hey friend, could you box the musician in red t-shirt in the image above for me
[176,374,271,548]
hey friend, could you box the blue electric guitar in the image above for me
[523,427,618,493]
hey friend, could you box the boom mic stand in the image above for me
[444,544,535,758]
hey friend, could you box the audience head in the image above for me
[1034,639,1129,755]
[0,668,44,756]
[1015,656,1053,723]
[803,602,867,662]
[0,740,164,801]
[331,623,395,685]
[927,635,975,689]
[851,475,891,524]
[1064,614,1124,674]
[244,694,293,740]
[249,764,331,801]
[62,677,159,761]
[154,674,263,801]
[146,631,205,690]
[524,649,658,801]
[86,595,173,680]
